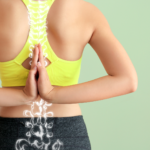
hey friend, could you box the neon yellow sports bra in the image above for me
[0,0,82,87]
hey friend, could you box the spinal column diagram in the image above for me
[15,0,63,149]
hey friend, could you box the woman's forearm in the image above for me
[0,88,28,107]
[48,75,137,104]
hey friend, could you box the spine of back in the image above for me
[14,1,64,149]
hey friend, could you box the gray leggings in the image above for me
[0,115,91,150]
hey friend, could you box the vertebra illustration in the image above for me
[15,1,63,149]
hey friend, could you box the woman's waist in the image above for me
[1,86,82,117]
[0,103,82,118]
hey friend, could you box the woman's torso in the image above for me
[0,0,94,118]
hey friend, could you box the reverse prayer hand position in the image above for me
[23,43,54,103]
[36,43,54,102]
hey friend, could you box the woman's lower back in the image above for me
[0,86,82,118]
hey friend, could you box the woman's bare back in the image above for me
[0,0,94,117]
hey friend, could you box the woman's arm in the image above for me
[48,75,135,104]
[46,6,138,104]
[0,88,28,107]
[0,44,40,107]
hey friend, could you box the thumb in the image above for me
[37,62,45,77]
[37,61,42,69]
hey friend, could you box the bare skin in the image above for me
[0,0,93,117]
[0,0,138,117]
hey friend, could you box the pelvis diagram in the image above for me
[15,0,63,149]
[15,99,63,150]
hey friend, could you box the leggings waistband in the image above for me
[0,115,83,124]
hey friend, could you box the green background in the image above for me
[0,0,149,149]
[79,0,150,149]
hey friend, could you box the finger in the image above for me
[31,44,39,70]
[38,43,45,67]
[33,45,39,66]
[28,67,37,88]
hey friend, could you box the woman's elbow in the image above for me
[129,74,138,93]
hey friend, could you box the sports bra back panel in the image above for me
[0,0,82,87]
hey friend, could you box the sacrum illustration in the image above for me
[15,1,63,149]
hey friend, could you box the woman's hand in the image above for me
[36,43,54,102]
[22,44,39,103]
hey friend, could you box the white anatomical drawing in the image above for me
[27,0,50,66]
[23,99,54,118]
[15,111,63,150]
[15,1,63,149]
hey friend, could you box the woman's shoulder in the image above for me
[81,0,106,27]
[47,0,101,40]
[48,0,102,25]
